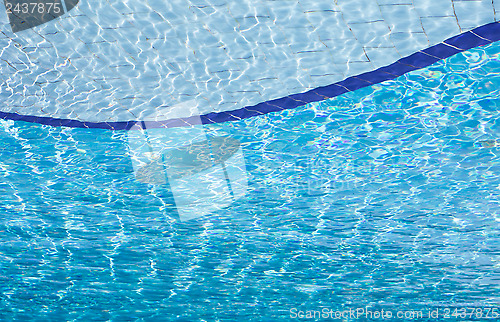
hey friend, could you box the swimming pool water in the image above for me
[2,0,497,127]
[0,41,499,320]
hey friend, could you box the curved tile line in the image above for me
[1,21,499,130]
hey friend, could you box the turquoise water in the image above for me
[0,41,499,321]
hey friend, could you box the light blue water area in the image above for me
[0,41,499,321]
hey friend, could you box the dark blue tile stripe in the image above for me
[473,22,500,42]
[445,31,491,50]
[1,21,499,130]
[421,43,461,59]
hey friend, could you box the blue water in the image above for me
[0,42,499,321]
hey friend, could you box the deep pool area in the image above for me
[1,38,499,321]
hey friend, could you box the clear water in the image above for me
[0,41,499,321]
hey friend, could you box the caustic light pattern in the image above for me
[0,0,499,129]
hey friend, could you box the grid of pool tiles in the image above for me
[0,0,498,129]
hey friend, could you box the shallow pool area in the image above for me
[1,0,499,129]
[0,33,499,320]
